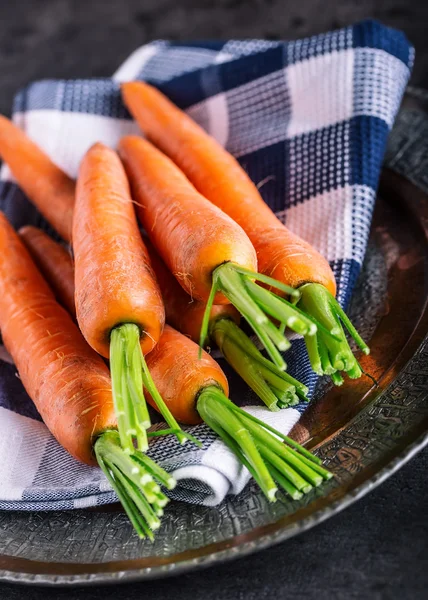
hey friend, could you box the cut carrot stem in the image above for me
[197,387,278,501]
[110,325,150,453]
[297,283,369,383]
[213,396,323,465]
[195,386,331,503]
[209,263,319,369]
[210,317,306,409]
[111,323,195,448]
[267,464,303,500]
[94,431,174,540]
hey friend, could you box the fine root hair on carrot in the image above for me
[95,430,176,540]
[210,317,309,410]
[297,283,370,384]
[196,386,332,502]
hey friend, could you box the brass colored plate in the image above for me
[0,169,427,586]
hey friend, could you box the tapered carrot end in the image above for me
[87,141,110,154]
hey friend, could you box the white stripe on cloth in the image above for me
[287,48,355,138]
[112,42,164,82]
[0,407,48,501]
[1,110,141,179]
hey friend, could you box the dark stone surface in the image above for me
[0,0,426,597]
[0,0,427,116]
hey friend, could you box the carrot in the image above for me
[73,142,192,452]
[145,325,333,503]
[121,82,369,382]
[0,115,75,242]
[0,211,175,539]
[18,224,332,504]
[147,241,309,409]
[119,135,321,374]
[19,225,76,318]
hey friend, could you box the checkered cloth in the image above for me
[0,20,412,510]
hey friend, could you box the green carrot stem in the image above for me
[131,452,176,490]
[201,417,268,494]
[304,334,322,375]
[267,464,303,500]
[211,319,286,410]
[347,361,363,379]
[285,447,333,480]
[197,387,278,500]
[121,362,137,437]
[297,283,370,381]
[270,385,299,406]
[244,279,315,336]
[211,263,307,368]
[109,327,134,454]
[110,324,152,453]
[318,337,337,375]
[329,295,370,354]
[94,431,173,539]
[257,444,312,493]
[239,413,322,486]
[210,317,308,409]
[199,268,220,354]
[231,265,300,298]
[212,394,323,466]
[110,464,160,532]
[331,371,345,386]
[97,455,149,539]
[139,349,195,446]
[127,327,151,427]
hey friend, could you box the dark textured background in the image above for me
[0,0,427,598]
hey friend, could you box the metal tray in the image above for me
[0,167,427,587]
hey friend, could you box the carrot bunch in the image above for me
[121,82,370,384]
[0,213,175,540]
[19,225,332,506]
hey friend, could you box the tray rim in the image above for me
[0,430,426,587]
[1,168,428,587]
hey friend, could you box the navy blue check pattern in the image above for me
[0,20,412,509]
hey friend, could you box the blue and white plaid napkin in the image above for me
[0,20,412,510]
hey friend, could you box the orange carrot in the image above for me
[0,115,75,242]
[17,224,331,504]
[119,136,257,304]
[121,82,369,382]
[119,136,317,373]
[144,325,333,503]
[0,211,177,540]
[0,211,114,465]
[147,241,309,409]
[73,142,194,451]
[144,325,227,425]
[19,225,76,318]
[73,142,163,358]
